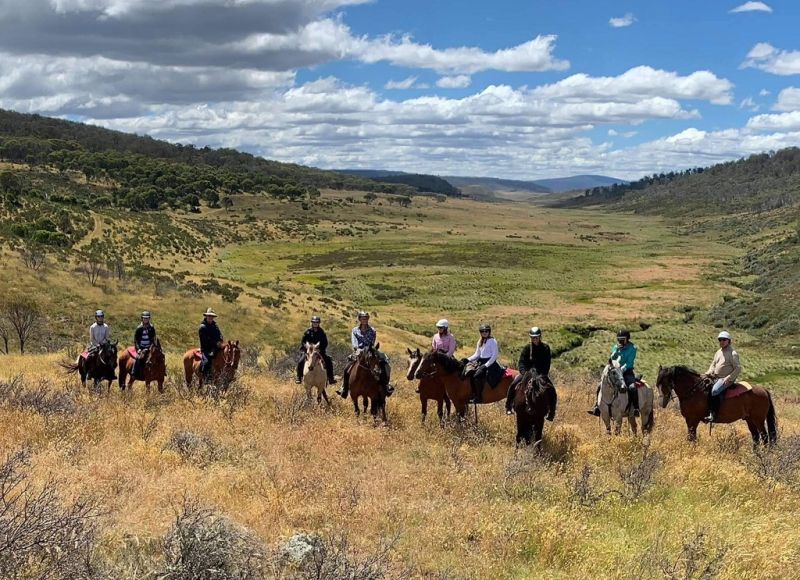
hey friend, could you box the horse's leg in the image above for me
[381,398,387,423]
[320,387,331,407]
[363,396,369,414]
[145,381,151,396]
[421,396,429,424]
[515,412,525,446]
[436,398,445,425]
[628,414,638,436]
[158,378,164,394]
[534,415,545,448]
[686,419,699,442]
[746,419,761,448]
[352,394,360,417]
[305,381,312,402]
[601,407,611,435]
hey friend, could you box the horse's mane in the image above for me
[521,369,545,395]
[429,350,463,373]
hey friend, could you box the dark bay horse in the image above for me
[119,339,166,394]
[656,365,777,444]
[61,341,118,392]
[512,369,551,447]
[406,348,451,424]
[183,340,241,392]
[414,350,518,421]
[346,345,387,422]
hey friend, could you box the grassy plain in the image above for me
[1,190,800,578]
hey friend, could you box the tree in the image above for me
[18,240,47,271]
[0,319,9,354]
[363,192,377,204]
[0,294,41,353]
[221,195,234,212]
[79,241,106,286]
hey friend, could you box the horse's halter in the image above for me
[606,364,626,393]
[406,355,421,380]
[223,344,240,368]
[357,348,381,380]
[306,348,322,371]
[415,356,438,379]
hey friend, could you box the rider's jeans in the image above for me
[711,378,727,396]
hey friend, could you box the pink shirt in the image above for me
[432,333,456,357]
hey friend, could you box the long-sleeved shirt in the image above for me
[468,337,498,367]
[611,342,637,371]
[351,325,377,350]
[432,333,456,357]
[199,320,223,353]
[134,324,157,351]
[89,323,111,348]
[706,346,742,385]
[300,327,329,354]
[518,342,551,376]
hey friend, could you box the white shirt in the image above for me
[89,322,111,348]
[468,337,498,366]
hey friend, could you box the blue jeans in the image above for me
[711,378,727,396]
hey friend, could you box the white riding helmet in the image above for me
[529,326,542,337]
[436,319,449,329]
[717,331,732,341]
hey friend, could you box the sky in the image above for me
[1,0,800,180]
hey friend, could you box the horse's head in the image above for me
[656,364,673,408]
[414,349,438,379]
[223,340,241,369]
[305,342,322,370]
[405,347,422,380]
[99,341,118,368]
[146,339,165,368]
[603,358,625,393]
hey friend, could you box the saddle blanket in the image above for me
[80,351,90,360]
[634,380,649,389]
[503,367,518,379]
[127,347,139,358]
[192,349,202,361]
[725,382,753,399]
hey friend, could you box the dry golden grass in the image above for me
[1,354,799,578]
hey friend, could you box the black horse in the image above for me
[512,369,554,447]
[62,341,118,392]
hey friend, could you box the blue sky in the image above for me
[1,0,799,179]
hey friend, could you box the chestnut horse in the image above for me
[61,341,118,393]
[118,339,166,394]
[414,350,517,421]
[512,369,551,447]
[405,348,451,424]
[346,344,387,422]
[656,365,777,445]
[183,340,241,392]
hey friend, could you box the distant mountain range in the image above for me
[339,169,627,197]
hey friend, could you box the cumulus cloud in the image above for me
[436,75,471,89]
[773,87,800,111]
[739,97,760,111]
[730,2,773,13]
[742,43,800,75]
[609,13,636,28]
[385,76,418,90]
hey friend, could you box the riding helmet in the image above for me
[616,329,631,340]
[479,324,491,332]
[717,330,732,341]
[95,309,105,317]
[529,326,542,337]
[141,311,151,319]
[357,311,370,319]
[436,319,449,328]
[311,315,321,323]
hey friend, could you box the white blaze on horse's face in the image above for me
[405,349,420,381]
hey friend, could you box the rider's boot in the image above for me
[505,383,515,415]
[702,394,722,423]
[337,372,350,398]
[295,360,303,385]
[587,384,601,416]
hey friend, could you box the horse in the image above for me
[61,341,118,392]
[405,348,451,425]
[118,339,166,394]
[512,369,552,447]
[656,365,777,445]
[598,359,655,436]
[346,344,387,422]
[183,340,241,392]
[414,350,517,421]
[302,342,331,406]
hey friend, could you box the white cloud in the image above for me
[384,76,417,90]
[436,75,471,89]
[739,96,760,111]
[742,43,800,75]
[530,66,734,105]
[773,87,800,111]
[609,13,636,28]
[760,88,771,96]
[730,2,773,13]
[747,111,800,131]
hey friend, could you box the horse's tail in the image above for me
[766,389,778,443]
[59,359,80,374]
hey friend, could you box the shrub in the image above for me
[164,430,227,467]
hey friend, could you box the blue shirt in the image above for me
[351,325,377,350]
[611,342,637,371]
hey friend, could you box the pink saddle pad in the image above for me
[80,351,89,360]
[503,367,518,379]
[127,346,138,358]
[193,349,202,361]
[725,384,750,399]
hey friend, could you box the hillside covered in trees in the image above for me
[558,148,800,336]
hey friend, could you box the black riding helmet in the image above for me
[617,329,631,341]
[479,324,491,333]
[311,315,321,323]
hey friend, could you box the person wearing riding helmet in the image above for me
[588,329,639,417]
[505,327,556,420]
[295,315,336,386]
[132,311,157,379]
[338,311,392,399]
[198,308,223,381]
[465,324,502,404]
[702,330,742,423]
[432,319,456,357]
[88,309,115,379]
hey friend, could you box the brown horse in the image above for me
[346,344,387,422]
[183,340,241,392]
[512,369,552,447]
[118,339,166,394]
[414,350,517,421]
[405,348,451,425]
[61,341,118,393]
[656,365,777,445]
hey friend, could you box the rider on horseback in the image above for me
[465,324,502,404]
[295,315,336,385]
[505,327,556,420]
[338,311,392,399]
[702,330,742,423]
[88,309,116,380]
[589,329,639,417]
[198,308,223,381]
[132,311,157,380]
[432,319,456,356]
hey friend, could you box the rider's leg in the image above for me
[588,384,601,416]
[324,355,336,384]
[379,353,393,397]
[295,359,304,384]
[546,385,557,421]
[624,370,640,417]
[703,379,726,423]
[471,367,486,403]
[338,361,353,398]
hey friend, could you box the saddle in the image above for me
[192,349,203,361]
[724,382,753,399]
[127,346,139,358]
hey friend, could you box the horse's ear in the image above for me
[235,340,239,346]
[608,357,613,366]
[375,342,381,350]
[657,364,662,371]
[416,348,421,357]
[407,348,412,356]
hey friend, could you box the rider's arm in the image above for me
[541,345,551,376]
[467,340,480,362]
[621,344,636,372]
[351,329,359,350]
[517,347,528,374]
[724,350,742,385]
[483,339,498,367]
[446,335,456,357]
[134,326,143,350]
[706,352,718,376]
[319,331,328,353]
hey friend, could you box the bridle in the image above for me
[223,344,240,368]
[306,348,322,371]
[356,348,382,380]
